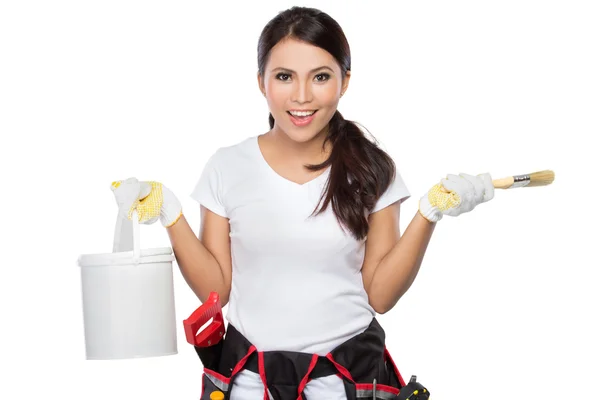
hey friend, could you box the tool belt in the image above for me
[185,293,429,400]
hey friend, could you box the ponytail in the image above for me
[267,111,395,240]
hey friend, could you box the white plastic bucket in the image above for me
[77,211,178,360]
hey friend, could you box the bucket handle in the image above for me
[131,209,140,264]
[113,209,141,264]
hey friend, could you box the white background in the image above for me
[1,0,599,399]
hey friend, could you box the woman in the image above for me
[111,6,494,399]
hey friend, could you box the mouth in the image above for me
[287,110,318,127]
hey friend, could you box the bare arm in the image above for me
[166,206,232,306]
[362,202,436,314]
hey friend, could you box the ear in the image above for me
[257,72,266,96]
[341,70,351,96]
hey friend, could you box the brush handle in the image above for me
[442,175,530,193]
[492,177,515,189]
[440,175,515,193]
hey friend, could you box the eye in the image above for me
[276,73,291,81]
[315,73,331,82]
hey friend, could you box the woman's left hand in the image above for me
[418,173,495,223]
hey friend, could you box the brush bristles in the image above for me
[528,170,555,187]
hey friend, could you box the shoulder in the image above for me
[190,135,259,213]
[206,135,258,171]
[200,135,261,192]
[370,164,411,214]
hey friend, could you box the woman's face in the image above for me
[258,38,350,144]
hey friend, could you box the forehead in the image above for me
[266,38,339,73]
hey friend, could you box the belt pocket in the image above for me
[383,347,404,390]
[356,382,400,399]
[195,340,224,371]
[200,368,230,400]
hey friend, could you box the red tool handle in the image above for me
[183,291,225,347]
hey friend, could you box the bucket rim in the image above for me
[78,247,174,267]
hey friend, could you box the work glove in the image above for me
[110,177,182,227]
[418,173,495,223]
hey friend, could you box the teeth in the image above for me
[289,110,315,117]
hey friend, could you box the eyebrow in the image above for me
[270,66,335,74]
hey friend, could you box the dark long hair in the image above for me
[257,6,396,241]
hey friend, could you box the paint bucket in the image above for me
[77,211,177,359]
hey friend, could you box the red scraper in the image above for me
[183,292,225,347]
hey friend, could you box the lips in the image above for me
[287,110,318,127]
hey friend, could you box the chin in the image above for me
[285,130,321,143]
[279,120,330,144]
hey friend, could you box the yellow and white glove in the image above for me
[110,177,182,228]
[418,173,495,223]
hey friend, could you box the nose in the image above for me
[291,79,313,104]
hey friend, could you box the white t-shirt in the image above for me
[190,135,411,356]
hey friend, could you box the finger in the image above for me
[477,172,495,202]
[441,174,471,197]
[459,173,484,203]
[110,180,122,191]
[139,182,152,200]
[123,177,138,185]
[444,174,476,212]
[111,177,138,191]
[142,215,160,225]
[115,182,142,217]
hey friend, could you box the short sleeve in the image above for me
[370,170,411,214]
[190,152,227,218]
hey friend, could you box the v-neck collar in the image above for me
[253,135,331,188]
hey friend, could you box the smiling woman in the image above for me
[184,7,419,399]
[110,5,496,400]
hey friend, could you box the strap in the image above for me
[231,345,257,378]
[296,354,319,399]
[244,352,337,379]
[258,351,269,400]
[325,353,356,383]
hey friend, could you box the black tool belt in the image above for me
[194,318,414,400]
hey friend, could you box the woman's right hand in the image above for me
[110,177,182,227]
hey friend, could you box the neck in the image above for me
[267,125,331,165]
